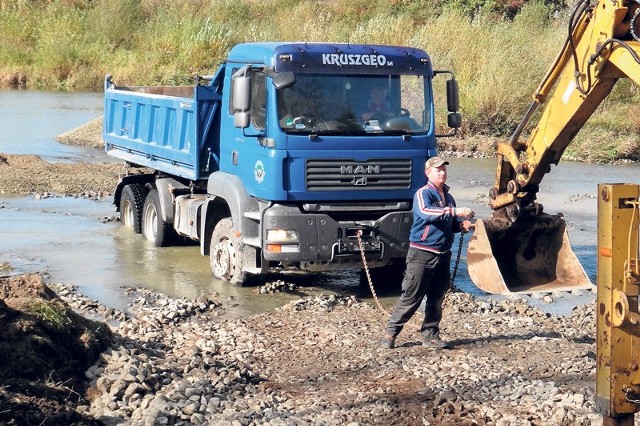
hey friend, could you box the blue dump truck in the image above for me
[103,42,461,286]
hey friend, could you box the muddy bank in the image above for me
[0,154,119,196]
[0,273,112,425]
[0,72,27,88]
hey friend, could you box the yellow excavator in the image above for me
[467,0,640,294]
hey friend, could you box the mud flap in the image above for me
[467,213,592,294]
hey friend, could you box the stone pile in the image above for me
[53,282,611,425]
[255,279,298,294]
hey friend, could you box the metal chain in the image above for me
[356,230,389,315]
[632,0,640,42]
[625,388,640,404]
[443,232,465,307]
[357,229,466,313]
[450,232,465,290]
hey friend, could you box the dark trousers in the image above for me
[385,247,451,339]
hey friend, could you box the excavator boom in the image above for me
[468,0,640,294]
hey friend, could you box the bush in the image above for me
[85,0,145,51]
[445,0,567,20]
[0,0,636,163]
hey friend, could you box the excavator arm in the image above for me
[493,0,640,216]
[468,0,640,293]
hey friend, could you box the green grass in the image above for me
[0,0,637,162]
[29,301,72,330]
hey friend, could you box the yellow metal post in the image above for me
[596,183,640,424]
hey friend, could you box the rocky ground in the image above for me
[0,121,634,425]
[0,271,604,426]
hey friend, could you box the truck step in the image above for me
[243,211,261,221]
[242,237,261,247]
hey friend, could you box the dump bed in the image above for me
[103,76,221,181]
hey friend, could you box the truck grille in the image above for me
[305,158,412,191]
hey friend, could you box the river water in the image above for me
[1,89,638,315]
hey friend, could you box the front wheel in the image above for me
[209,218,246,286]
[141,189,172,247]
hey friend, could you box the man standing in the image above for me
[382,156,474,350]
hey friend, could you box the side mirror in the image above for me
[434,70,463,137]
[446,79,459,113]
[231,67,252,129]
[447,112,462,129]
[232,74,252,113]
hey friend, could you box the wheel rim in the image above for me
[212,239,235,279]
[121,199,134,229]
[143,203,157,242]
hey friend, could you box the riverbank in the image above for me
[0,271,602,425]
[0,273,113,425]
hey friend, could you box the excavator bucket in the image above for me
[467,213,592,294]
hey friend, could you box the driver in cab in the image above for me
[361,84,394,121]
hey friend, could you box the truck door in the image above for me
[223,68,284,199]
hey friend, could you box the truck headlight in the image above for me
[266,229,299,243]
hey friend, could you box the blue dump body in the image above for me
[103,42,459,285]
[104,80,222,181]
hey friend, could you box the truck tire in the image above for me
[142,189,172,247]
[209,218,246,286]
[120,183,147,234]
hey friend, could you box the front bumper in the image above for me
[261,203,412,266]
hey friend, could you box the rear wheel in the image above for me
[142,189,172,247]
[120,183,147,234]
[209,218,246,286]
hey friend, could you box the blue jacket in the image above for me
[409,182,463,254]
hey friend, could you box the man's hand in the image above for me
[455,207,475,219]
[460,220,474,233]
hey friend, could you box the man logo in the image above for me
[340,164,379,186]
[340,165,380,174]
[352,176,367,186]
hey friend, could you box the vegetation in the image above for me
[29,300,72,330]
[0,0,638,162]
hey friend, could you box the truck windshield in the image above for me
[277,74,430,135]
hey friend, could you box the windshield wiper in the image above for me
[379,130,412,136]
[312,129,369,136]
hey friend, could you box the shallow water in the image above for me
[1,89,638,315]
[0,88,105,162]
